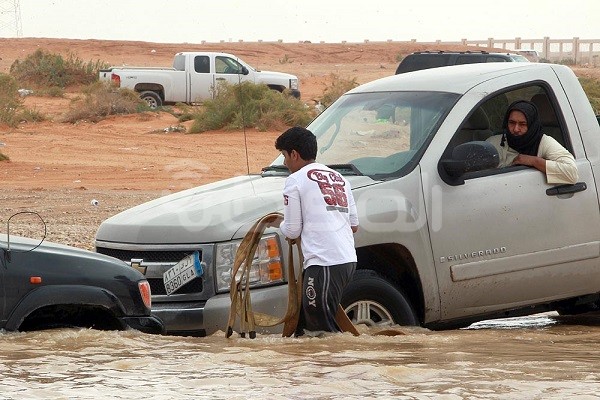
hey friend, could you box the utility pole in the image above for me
[0,0,22,37]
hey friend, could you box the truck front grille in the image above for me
[96,246,207,297]
[97,247,193,263]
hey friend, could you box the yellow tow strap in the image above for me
[225,212,359,338]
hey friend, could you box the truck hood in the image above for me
[254,70,298,81]
[96,174,374,245]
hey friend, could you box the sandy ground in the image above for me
[1,38,599,250]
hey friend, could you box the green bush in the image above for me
[189,81,312,133]
[579,77,600,114]
[320,74,359,107]
[0,73,22,127]
[278,54,293,64]
[10,49,108,89]
[18,108,47,123]
[36,86,65,97]
[558,58,576,66]
[61,81,150,123]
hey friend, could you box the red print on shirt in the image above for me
[307,169,348,208]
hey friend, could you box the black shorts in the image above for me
[298,262,356,335]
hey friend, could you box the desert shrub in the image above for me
[174,103,196,123]
[579,77,600,114]
[18,108,47,123]
[0,152,8,161]
[37,86,65,97]
[558,58,576,66]
[0,73,22,127]
[320,74,359,107]
[395,53,404,62]
[10,49,108,89]
[189,81,312,133]
[60,81,150,123]
[278,54,293,64]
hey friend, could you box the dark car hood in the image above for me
[0,233,140,277]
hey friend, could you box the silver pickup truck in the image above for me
[99,51,300,108]
[96,62,600,335]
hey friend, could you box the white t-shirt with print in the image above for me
[280,163,358,269]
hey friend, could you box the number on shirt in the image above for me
[308,169,348,207]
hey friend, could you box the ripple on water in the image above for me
[1,316,600,399]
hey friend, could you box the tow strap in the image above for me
[225,212,359,338]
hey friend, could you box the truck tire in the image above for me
[341,269,418,328]
[139,91,162,109]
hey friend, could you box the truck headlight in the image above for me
[289,78,298,90]
[215,234,284,293]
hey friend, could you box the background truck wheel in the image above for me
[341,269,418,328]
[139,91,162,109]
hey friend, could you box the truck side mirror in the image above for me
[241,66,249,75]
[439,141,499,184]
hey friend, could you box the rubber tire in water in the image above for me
[341,269,418,327]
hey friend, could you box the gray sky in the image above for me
[8,0,600,43]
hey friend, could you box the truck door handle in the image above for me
[546,182,587,196]
[216,77,226,81]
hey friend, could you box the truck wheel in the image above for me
[341,269,418,328]
[139,91,162,109]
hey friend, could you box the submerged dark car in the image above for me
[0,233,164,334]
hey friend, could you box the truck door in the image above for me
[424,81,600,322]
[187,55,214,103]
[213,55,251,90]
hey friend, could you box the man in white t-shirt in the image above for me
[273,126,359,336]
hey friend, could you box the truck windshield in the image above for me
[268,91,459,179]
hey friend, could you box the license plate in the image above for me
[163,251,203,296]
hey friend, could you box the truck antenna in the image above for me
[237,73,250,175]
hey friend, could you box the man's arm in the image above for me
[347,184,359,234]
[512,154,546,172]
[280,179,302,239]
[512,136,578,184]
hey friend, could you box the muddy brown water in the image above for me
[2,313,600,399]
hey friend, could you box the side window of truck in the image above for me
[494,85,568,148]
[455,55,484,65]
[194,56,210,73]
[443,84,571,177]
[215,56,242,74]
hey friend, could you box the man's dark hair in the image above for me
[275,126,317,160]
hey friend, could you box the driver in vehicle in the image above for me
[486,100,578,184]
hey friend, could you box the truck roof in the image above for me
[175,51,237,57]
[351,62,564,95]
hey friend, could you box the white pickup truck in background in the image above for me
[99,52,300,108]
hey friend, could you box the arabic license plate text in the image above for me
[163,251,203,295]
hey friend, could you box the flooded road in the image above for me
[2,313,600,399]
